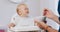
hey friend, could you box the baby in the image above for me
[8,4,37,32]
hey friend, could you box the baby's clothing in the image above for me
[11,14,34,26]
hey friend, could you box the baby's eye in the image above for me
[19,9,21,10]
[25,8,29,10]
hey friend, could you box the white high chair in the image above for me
[8,14,41,32]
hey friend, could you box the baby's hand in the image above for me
[34,19,40,26]
[8,23,15,29]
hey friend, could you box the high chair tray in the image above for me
[10,26,40,31]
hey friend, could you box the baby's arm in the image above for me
[8,23,15,28]
[8,16,16,28]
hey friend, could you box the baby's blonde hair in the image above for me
[16,3,27,15]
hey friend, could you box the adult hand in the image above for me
[34,19,48,30]
[43,8,60,24]
[43,8,56,19]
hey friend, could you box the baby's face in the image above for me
[18,5,29,16]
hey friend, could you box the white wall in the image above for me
[0,0,17,26]
[48,0,59,16]
[40,0,59,16]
